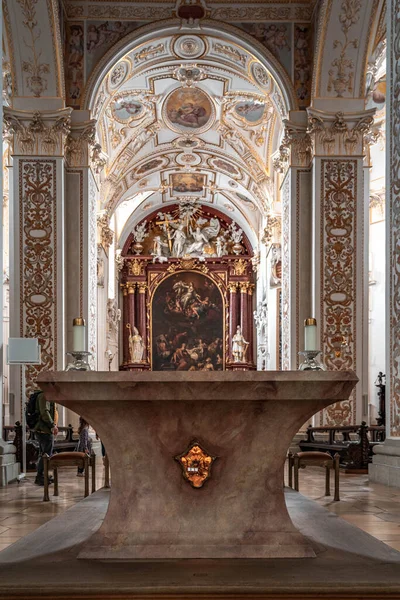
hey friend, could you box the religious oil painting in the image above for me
[234,100,266,124]
[111,95,145,122]
[152,272,224,371]
[210,158,240,177]
[164,88,214,133]
[170,173,206,195]
[136,158,164,175]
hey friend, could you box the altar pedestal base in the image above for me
[38,371,357,561]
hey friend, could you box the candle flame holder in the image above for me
[298,350,326,371]
[65,351,92,371]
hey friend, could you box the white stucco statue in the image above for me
[126,323,144,363]
[232,325,249,363]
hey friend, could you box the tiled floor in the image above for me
[292,467,400,552]
[0,449,108,552]
[1,459,400,554]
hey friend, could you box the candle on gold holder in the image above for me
[72,317,86,352]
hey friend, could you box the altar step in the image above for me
[0,487,399,599]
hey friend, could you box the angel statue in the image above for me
[151,236,169,263]
[126,323,144,363]
[171,223,187,257]
[186,218,220,256]
[232,325,249,363]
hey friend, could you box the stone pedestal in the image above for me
[369,440,400,487]
[0,441,19,484]
[38,370,357,560]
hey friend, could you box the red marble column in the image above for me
[138,283,148,362]
[240,282,249,362]
[228,283,238,362]
[128,284,136,329]
[122,285,129,365]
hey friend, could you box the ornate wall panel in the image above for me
[281,175,290,370]
[320,159,357,425]
[19,159,57,397]
[88,172,98,368]
[388,0,400,436]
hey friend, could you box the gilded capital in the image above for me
[3,107,72,156]
[280,121,312,167]
[228,282,238,294]
[138,283,148,294]
[307,108,375,157]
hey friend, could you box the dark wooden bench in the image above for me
[298,422,385,473]
[4,423,79,471]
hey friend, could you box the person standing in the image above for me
[34,391,58,486]
[76,417,92,476]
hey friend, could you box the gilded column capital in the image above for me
[228,282,238,294]
[65,119,107,172]
[239,282,249,294]
[121,284,128,296]
[279,121,312,168]
[3,107,72,156]
[138,283,148,294]
[128,284,136,294]
[307,108,376,157]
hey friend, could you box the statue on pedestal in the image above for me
[232,325,249,363]
[126,323,144,363]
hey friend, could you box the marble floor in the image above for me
[0,458,400,554]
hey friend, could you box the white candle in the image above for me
[72,317,86,352]
[304,318,318,351]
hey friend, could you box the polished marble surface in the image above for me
[37,371,358,559]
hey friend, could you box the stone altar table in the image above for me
[37,371,357,560]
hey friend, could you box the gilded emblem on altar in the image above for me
[175,441,216,488]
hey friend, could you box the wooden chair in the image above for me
[43,451,96,502]
[288,451,340,501]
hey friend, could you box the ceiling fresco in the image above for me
[89,29,289,250]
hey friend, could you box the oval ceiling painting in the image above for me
[164,88,214,134]
[235,192,257,211]
[234,100,266,124]
[111,95,145,123]
[210,157,240,177]
[135,157,165,177]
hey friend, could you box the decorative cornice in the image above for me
[3,107,72,156]
[307,108,375,156]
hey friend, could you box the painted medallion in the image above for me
[164,88,214,133]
